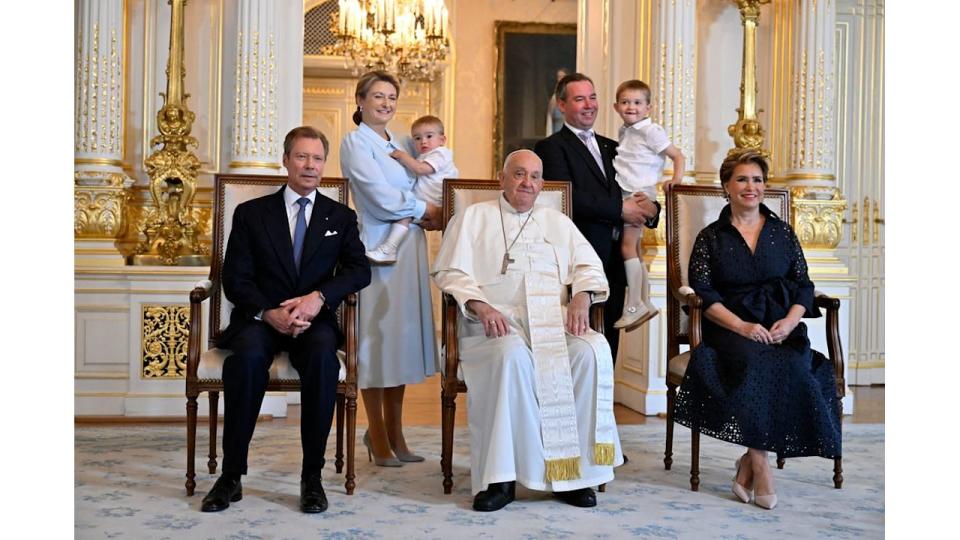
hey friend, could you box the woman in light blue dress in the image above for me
[339,71,441,466]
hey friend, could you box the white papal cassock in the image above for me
[432,196,624,495]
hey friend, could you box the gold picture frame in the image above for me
[493,21,577,176]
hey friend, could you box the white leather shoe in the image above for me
[366,244,398,264]
[613,305,659,329]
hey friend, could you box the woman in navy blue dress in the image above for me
[673,151,841,510]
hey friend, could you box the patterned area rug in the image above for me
[75,423,884,539]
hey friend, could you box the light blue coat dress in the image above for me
[339,122,439,389]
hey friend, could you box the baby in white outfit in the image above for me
[368,115,459,264]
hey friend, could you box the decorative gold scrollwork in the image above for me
[74,171,131,238]
[791,187,847,249]
[141,305,190,378]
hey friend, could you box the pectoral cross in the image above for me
[500,252,515,274]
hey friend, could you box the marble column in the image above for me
[224,0,304,174]
[75,0,134,267]
[654,0,697,182]
[785,0,847,255]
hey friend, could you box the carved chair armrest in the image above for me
[441,293,461,391]
[341,293,358,392]
[186,280,213,386]
[684,292,704,349]
[589,301,606,336]
[815,293,845,398]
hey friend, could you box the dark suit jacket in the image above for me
[534,125,661,264]
[219,185,371,348]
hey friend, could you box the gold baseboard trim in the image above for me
[76,157,125,167]
[75,372,129,379]
[783,172,836,181]
[228,160,281,170]
[851,361,885,369]
[614,379,667,395]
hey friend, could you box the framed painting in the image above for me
[493,21,577,176]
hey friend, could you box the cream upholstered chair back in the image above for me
[210,174,348,342]
[665,184,790,343]
[440,179,572,228]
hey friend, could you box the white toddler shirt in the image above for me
[613,118,670,197]
[413,146,459,205]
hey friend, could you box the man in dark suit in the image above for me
[201,126,371,514]
[534,73,660,359]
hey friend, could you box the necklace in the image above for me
[498,201,534,274]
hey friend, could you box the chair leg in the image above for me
[335,392,345,474]
[344,392,357,495]
[598,483,606,493]
[207,391,219,474]
[186,394,198,496]
[833,457,843,489]
[441,390,456,494]
[664,383,676,470]
[776,456,785,470]
[690,429,700,492]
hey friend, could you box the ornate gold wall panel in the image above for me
[791,189,846,249]
[141,304,190,378]
[75,172,131,238]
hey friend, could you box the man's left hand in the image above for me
[280,291,324,323]
[565,292,592,336]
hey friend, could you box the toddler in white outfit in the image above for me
[612,80,685,329]
[367,115,459,264]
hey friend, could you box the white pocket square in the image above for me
[324,230,338,237]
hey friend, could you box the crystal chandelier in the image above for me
[324,0,450,82]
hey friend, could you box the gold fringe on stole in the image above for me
[594,443,615,466]
[545,457,582,482]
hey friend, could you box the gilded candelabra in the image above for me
[130,0,209,266]
[727,0,771,159]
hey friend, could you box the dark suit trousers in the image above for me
[220,320,340,478]
[600,236,627,361]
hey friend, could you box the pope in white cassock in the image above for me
[432,150,623,512]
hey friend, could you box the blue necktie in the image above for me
[293,197,309,271]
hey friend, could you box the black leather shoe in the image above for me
[201,475,242,512]
[554,487,597,508]
[472,481,516,512]
[300,473,328,514]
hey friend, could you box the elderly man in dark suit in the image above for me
[534,73,660,359]
[201,126,371,514]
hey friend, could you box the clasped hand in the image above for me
[263,291,324,338]
[739,317,799,345]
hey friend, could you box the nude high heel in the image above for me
[754,493,778,510]
[363,431,402,467]
[732,456,752,503]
